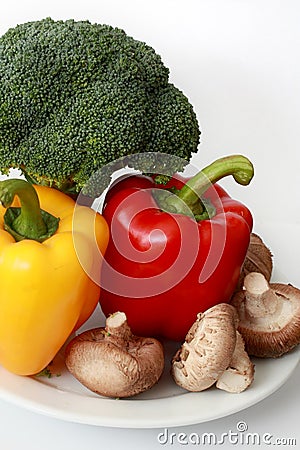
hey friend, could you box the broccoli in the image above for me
[0,18,200,198]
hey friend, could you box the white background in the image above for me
[0,1,299,449]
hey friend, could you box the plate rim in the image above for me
[0,346,299,428]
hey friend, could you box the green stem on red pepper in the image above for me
[154,155,254,220]
[0,179,59,242]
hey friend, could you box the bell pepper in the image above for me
[0,179,109,375]
[100,155,254,341]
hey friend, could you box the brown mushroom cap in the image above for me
[65,312,165,398]
[171,303,237,391]
[231,272,300,357]
[216,331,255,393]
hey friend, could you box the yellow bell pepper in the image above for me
[0,179,109,375]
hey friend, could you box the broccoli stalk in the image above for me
[0,18,200,199]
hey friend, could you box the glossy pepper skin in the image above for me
[0,180,109,375]
[100,155,254,341]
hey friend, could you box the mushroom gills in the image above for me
[171,304,238,392]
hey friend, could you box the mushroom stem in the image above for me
[243,272,279,318]
[216,331,255,393]
[237,233,273,290]
[106,311,132,340]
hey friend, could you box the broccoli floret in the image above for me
[0,18,200,198]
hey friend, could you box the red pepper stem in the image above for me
[164,155,254,216]
[0,179,59,242]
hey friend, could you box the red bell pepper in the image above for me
[100,155,254,341]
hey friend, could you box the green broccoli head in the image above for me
[0,18,200,198]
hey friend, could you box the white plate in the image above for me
[0,222,299,428]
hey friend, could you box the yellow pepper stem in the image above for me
[0,179,59,242]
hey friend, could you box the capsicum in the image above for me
[100,155,254,341]
[0,179,109,375]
